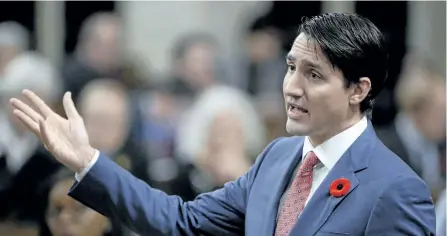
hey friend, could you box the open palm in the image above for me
[10,90,95,172]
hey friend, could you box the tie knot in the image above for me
[301,151,320,172]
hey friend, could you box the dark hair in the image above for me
[298,13,389,116]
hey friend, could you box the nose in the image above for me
[283,73,304,98]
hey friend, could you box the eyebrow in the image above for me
[286,53,323,70]
[286,53,295,62]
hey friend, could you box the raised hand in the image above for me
[10,90,95,172]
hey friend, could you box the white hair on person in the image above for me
[0,21,29,50]
[0,52,61,103]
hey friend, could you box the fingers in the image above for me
[63,92,82,122]
[22,89,54,118]
[12,109,40,134]
[38,119,53,150]
[10,98,44,124]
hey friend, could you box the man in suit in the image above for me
[10,13,435,235]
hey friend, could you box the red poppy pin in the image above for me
[329,178,350,198]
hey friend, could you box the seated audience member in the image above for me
[45,169,110,236]
[376,52,446,199]
[77,79,150,184]
[137,81,197,200]
[226,18,287,139]
[172,33,268,193]
[62,12,147,104]
[0,21,62,236]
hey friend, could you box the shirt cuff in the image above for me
[75,150,100,182]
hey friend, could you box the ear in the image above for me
[349,77,371,106]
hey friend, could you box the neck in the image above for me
[309,113,364,147]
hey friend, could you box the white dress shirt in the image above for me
[302,116,368,205]
[75,150,100,181]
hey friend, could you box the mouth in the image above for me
[287,103,308,114]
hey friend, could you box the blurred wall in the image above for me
[117,1,272,77]
[407,1,446,75]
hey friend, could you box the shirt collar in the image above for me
[303,116,368,170]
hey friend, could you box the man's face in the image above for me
[283,33,356,140]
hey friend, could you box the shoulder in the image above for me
[365,138,433,204]
[367,138,419,179]
[363,139,435,233]
[365,173,436,234]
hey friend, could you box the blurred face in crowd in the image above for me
[181,43,216,89]
[83,17,121,73]
[248,29,281,63]
[283,33,367,145]
[407,73,446,142]
[46,178,108,236]
[80,84,129,153]
[416,83,446,142]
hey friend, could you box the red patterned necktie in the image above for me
[275,151,320,236]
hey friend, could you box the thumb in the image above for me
[63,92,81,121]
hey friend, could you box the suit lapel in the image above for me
[291,122,377,236]
[264,138,305,236]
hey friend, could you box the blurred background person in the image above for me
[0,1,444,235]
[77,79,150,184]
[226,16,287,140]
[0,21,62,236]
[80,78,196,203]
[376,52,446,200]
[172,33,268,194]
[380,52,446,236]
[45,169,110,236]
[62,12,147,105]
[136,81,198,200]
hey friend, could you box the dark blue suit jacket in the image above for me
[69,121,436,235]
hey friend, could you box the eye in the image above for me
[287,64,296,73]
[309,71,321,80]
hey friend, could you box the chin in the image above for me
[285,119,311,136]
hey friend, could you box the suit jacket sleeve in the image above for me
[68,138,283,236]
[365,175,436,235]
